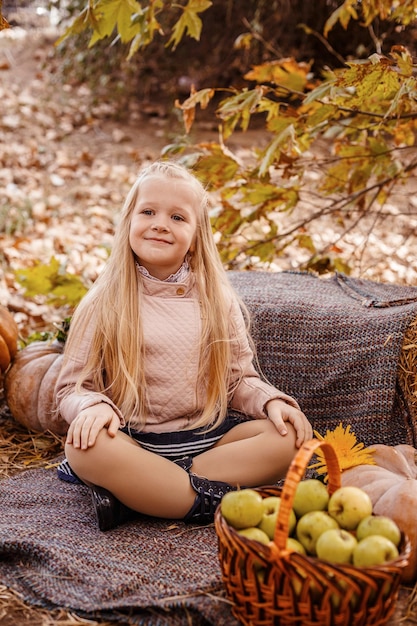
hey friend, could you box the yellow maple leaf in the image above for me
[309,423,375,481]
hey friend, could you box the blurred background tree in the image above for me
[2,0,417,276]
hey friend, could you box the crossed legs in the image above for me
[65,418,298,521]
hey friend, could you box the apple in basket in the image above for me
[237,526,270,578]
[293,478,330,517]
[353,534,399,567]
[237,527,270,545]
[316,528,358,564]
[220,489,264,529]
[356,514,401,547]
[327,486,373,530]
[296,510,339,555]
[286,537,306,555]
[258,496,297,540]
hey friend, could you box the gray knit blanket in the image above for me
[229,271,417,447]
[0,464,236,625]
[0,463,413,625]
[0,454,415,626]
[2,270,417,624]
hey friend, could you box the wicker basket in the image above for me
[214,438,411,626]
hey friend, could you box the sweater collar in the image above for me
[138,264,196,298]
[136,258,190,283]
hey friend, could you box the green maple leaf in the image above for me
[14,257,88,307]
[90,0,141,45]
[167,0,212,50]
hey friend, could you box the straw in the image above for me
[398,317,417,435]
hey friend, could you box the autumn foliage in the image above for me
[3,0,417,276]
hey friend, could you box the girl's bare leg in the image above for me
[65,430,196,519]
[193,419,297,486]
[65,419,297,519]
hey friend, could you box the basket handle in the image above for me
[273,438,341,551]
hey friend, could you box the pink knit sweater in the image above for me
[55,272,299,432]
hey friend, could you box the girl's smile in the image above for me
[129,175,198,280]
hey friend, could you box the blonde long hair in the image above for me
[63,160,248,430]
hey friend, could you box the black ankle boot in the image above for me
[183,473,237,525]
[90,485,138,532]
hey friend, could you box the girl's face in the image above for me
[129,175,198,280]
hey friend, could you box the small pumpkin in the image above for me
[341,443,417,584]
[0,305,18,373]
[4,340,68,435]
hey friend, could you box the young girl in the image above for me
[55,160,312,531]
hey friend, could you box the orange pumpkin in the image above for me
[341,443,417,584]
[0,305,18,373]
[4,340,68,435]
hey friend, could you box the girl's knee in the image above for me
[262,419,298,448]
[64,440,92,479]
[216,418,297,449]
[253,421,298,473]
[65,429,114,479]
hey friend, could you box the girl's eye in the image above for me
[142,209,154,215]
[172,214,184,222]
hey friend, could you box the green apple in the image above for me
[330,579,346,610]
[353,534,399,567]
[295,510,339,555]
[291,576,303,597]
[292,478,329,518]
[356,515,401,547]
[286,537,306,555]
[316,528,358,564]
[256,567,266,583]
[237,527,270,573]
[327,486,373,530]
[220,489,264,529]
[237,526,270,544]
[257,496,296,540]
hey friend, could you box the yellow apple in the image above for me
[330,579,358,611]
[327,486,373,530]
[286,537,306,555]
[296,510,339,555]
[256,567,266,583]
[237,526,269,572]
[356,514,401,547]
[353,534,399,567]
[220,489,264,529]
[257,496,296,540]
[316,528,358,564]
[238,526,270,544]
[292,478,329,517]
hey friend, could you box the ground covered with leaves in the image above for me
[1,7,417,341]
[0,12,173,339]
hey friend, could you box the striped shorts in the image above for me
[57,412,248,484]
[121,412,247,462]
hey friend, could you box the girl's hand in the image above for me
[265,399,313,448]
[66,403,120,450]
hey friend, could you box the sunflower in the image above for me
[309,422,375,481]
